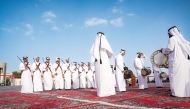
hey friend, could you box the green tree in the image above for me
[12,71,21,77]
[6,77,10,83]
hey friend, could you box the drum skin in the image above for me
[141,69,147,76]
[141,68,151,76]
[160,72,167,78]
[150,50,169,68]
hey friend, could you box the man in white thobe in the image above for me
[32,57,43,92]
[160,26,190,97]
[79,62,87,89]
[19,56,33,93]
[71,62,79,89]
[110,65,116,87]
[152,65,163,88]
[53,57,64,90]
[42,57,53,91]
[86,62,94,88]
[134,52,148,90]
[90,32,116,97]
[115,49,126,92]
[63,58,72,90]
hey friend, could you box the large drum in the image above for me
[160,72,167,78]
[150,50,169,68]
[124,70,133,79]
[141,68,151,76]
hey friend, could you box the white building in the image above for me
[0,62,7,84]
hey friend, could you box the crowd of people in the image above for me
[19,26,190,98]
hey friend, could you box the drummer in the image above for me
[152,65,163,88]
[134,52,148,90]
[115,49,126,92]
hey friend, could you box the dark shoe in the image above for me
[170,94,175,97]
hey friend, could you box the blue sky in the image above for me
[0,0,190,76]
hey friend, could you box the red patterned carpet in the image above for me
[0,84,190,108]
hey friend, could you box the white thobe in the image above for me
[32,62,43,92]
[115,54,126,92]
[134,58,148,89]
[42,63,53,90]
[93,70,97,88]
[153,66,163,87]
[71,66,79,89]
[91,33,116,97]
[94,49,116,96]
[162,36,190,97]
[86,66,95,88]
[79,66,87,88]
[63,63,72,89]
[19,62,33,93]
[53,63,64,89]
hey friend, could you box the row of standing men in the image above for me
[19,57,120,93]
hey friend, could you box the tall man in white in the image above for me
[134,52,148,90]
[152,65,163,88]
[90,32,116,97]
[160,26,190,97]
[53,57,64,90]
[19,56,33,93]
[71,62,79,89]
[86,62,94,88]
[63,58,72,90]
[32,57,43,92]
[42,57,53,91]
[115,49,126,92]
[79,62,87,88]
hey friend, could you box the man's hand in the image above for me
[158,48,162,53]
[62,74,64,78]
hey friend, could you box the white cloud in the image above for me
[85,18,108,26]
[118,0,124,3]
[127,13,135,16]
[0,28,12,32]
[52,25,60,30]
[110,18,124,27]
[112,8,122,13]
[45,18,54,23]
[43,11,56,18]
[25,24,33,35]
[64,24,73,27]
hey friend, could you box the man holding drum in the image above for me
[160,26,190,97]
[134,52,148,90]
